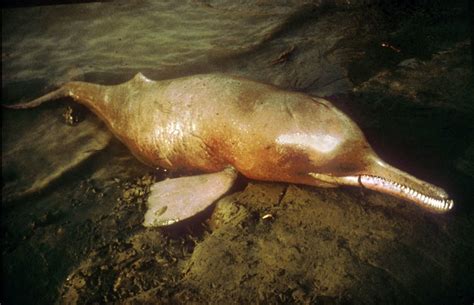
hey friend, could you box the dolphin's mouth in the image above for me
[357,174,454,213]
[308,171,454,213]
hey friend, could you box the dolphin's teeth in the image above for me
[359,174,452,212]
[436,199,441,207]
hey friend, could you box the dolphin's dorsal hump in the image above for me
[131,72,154,84]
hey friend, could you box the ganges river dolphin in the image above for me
[5,73,454,226]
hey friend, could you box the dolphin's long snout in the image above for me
[313,156,454,213]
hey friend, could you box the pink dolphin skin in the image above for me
[6,73,453,226]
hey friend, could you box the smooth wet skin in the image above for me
[6,73,453,226]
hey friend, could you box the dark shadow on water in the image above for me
[328,91,474,216]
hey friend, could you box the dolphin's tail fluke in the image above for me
[3,86,70,109]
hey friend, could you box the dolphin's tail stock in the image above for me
[3,86,71,109]
[4,81,108,121]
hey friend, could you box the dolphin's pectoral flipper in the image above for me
[143,167,238,227]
